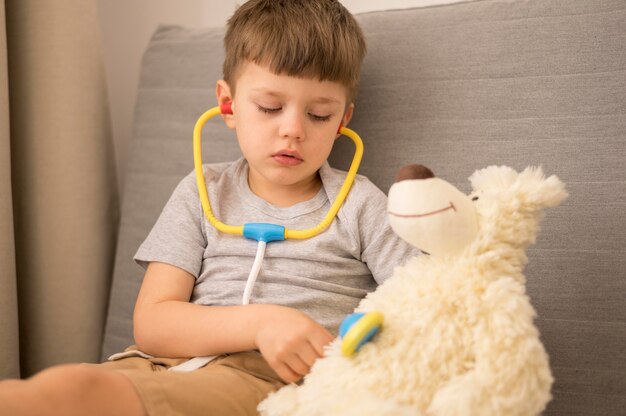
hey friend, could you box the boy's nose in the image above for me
[278,110,305,141]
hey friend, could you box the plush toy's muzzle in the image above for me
[388,164,479,258]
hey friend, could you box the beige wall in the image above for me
[96,0,236,195]
[97,0,467,194]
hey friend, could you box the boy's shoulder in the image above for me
[321,162,386,202]
[179,158,243,184]
[202,159,243,180]
[321,163,394,247]
[320,162,388,220]
[173,159,244,200]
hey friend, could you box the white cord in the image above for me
[170,240,267,372]
[169,355,217,372]
[243,241,267,305]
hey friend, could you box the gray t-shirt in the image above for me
[135,158,419,334]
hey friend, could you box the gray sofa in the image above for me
[102,0,626,414]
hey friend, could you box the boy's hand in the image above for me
[254,306,334,384]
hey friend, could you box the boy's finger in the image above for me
[274,362,302,384]
[309,329,334,357]
[286,354,310,377]
[297,345,319,368]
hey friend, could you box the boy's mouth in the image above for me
[272,150,303,166]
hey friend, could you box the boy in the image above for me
[0,0,418,414]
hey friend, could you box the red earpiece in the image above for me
[220,102,233,115]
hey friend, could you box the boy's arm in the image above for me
[133,261,333,383]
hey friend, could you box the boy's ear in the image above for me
[342,103,354,127]
[216,80,236,129]
[337,103,355,138]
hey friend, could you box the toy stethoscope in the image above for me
[171,102,381,371]
[194,102,364,306]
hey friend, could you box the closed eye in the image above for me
[257,105,281,114]
[257,105,332,122]
[308,113,332,122]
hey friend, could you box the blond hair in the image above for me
[223,0,366,102]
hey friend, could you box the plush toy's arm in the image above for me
[428,277,553,416]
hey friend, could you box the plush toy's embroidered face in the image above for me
[388,164,478,257]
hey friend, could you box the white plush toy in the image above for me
[259,164,568,416]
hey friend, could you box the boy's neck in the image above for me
[247,171,323,208]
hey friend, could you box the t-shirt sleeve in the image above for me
[353,179,420,284]
[134,171,207,277]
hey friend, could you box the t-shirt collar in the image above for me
[236,158,332,220]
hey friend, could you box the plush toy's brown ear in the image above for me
[395,164,435,182]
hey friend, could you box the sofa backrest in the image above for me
[102,1,626,414]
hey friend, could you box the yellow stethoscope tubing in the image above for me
[193,106,243,235]
[193,105,364,240]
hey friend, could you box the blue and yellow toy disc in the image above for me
[339,311,384,357]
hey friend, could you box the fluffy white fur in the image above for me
[258,165,568,416]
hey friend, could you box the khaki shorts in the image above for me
[92,347,286,416]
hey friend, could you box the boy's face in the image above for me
[217,61,353,203]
